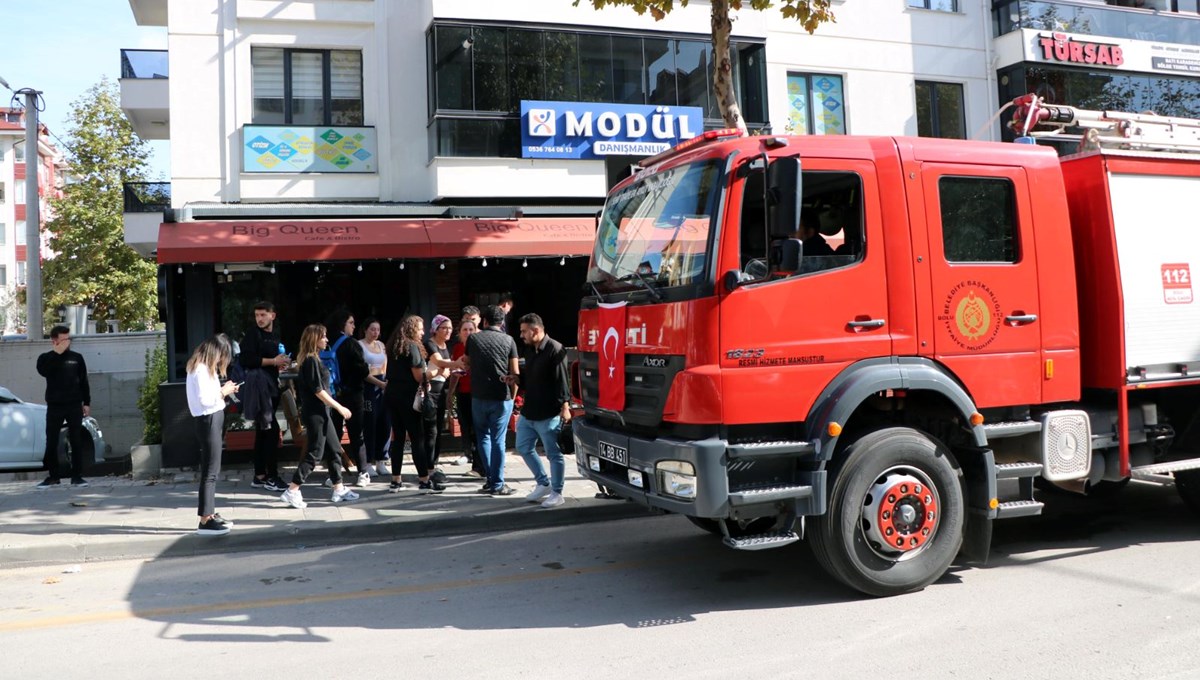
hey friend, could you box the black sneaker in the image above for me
[490,485,515,496]
[35,477,61,490]
[431,469,448,484]
[70,477,89,488]
[196,517,231,536]
[476,484,495,494]
[264,477,288,492]
[388,481,404,493]
[250,477,268,489]
[418,479,445,494]
[211,513,234,529]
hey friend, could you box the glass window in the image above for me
[508,29,544,110]
[474,28,509,112]
[0,265,6,287]
[433,25,473,110]
[16,220,25,246]
[787,73,847,135]
[432,118,519,157]
[0,222,5,246]
[14,180,24,205]
[13,141,23,162]
[676,40,711,114]
[736,43,767,124]
[0,182,5,203]
[645,38,676,106]
[940,177,1018,263]
[916,81,966,139]
[612,37,645,105]
[251,47,363,125]
[579,34,612,103]
[544,33,580,101]
[908,0,958,11]
[16,261,26,286]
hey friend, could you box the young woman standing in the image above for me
[423,314,461,470]
[280,324,360,509]
[448,319,484,476]
[186,334,240,536]
[384,315,444,493]
[359,317,391,476]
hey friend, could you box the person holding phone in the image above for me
[186,334,240,535]
[35,325,93,489]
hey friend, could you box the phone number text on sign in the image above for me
[1162,263,1193,304]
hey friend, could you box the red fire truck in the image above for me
[573,96,1200,597]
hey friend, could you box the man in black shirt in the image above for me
[465,305,520,496]
[327,309,370,485]
[35,325,91,488]
[240,301,290,492]
[513,313,572,508]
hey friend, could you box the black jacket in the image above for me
[37,349,91,406]
[334,334,369,393]
[240,325,282,382]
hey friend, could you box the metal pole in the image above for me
[22,89,42,338]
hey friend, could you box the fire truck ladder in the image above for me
[1009,94,1200,155]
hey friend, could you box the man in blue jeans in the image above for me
[465,305,520,496]
[513,313,573,508]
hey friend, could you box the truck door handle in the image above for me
[847,318,886,331]
[1005,313,1038,326]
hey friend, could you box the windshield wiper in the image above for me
[616,269,663,302]
[585,280,605,303]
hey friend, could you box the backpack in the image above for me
[318,335,349,396]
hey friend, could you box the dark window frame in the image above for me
[939,175,1020,264]
[908,0,959,11]
[251,46,364,126]
[915,80,966,139]
[785,71,848,135]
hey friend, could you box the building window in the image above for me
[16,261,26,286]
[251,47,364,126]
[13,141,23,162]
[908,0,958,11]
[0,265,6,287]
[14,180,24,204]
[427,22,766,157]
[916,81,966,139]
[0,222,5,246]
[940,177,1018,263]
[16,220,25,246]
[0,182,5,203]
[786,73,847,135]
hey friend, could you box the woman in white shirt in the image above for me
[186,334,240,536]
[358,317,390,476]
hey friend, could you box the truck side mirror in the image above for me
[767,156,802,238]
[778,238,803,273]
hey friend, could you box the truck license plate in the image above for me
[597,441,628,466]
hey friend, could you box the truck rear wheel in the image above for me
[809,427,964,597]
[1174,469,1200,514]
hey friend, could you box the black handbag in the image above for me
[412,375,437,420]
[557,417,576,455]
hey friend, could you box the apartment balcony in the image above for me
[127,0,166,26]
[123,181,170,257]
[995,0,1200,44]
[119,49,169,140]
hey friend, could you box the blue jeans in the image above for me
[472,398,513,489]
[516,415,564,493]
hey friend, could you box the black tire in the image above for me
[809,427,964,597]
[686,515,776,538]
[1084,478,1130,499]
[1175,469,1200,514]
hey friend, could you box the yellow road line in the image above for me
[0,556,681,633]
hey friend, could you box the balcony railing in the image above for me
[120,49,168,79]
[124,182,170,213]
[995,1,1200,44]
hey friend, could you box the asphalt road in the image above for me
[5,481,1200,680]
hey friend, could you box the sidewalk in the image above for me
[0,453,647,568]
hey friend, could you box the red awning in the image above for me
[156,217,596,264]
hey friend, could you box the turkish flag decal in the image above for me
[597,302,627,411]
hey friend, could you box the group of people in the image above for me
[183,295,575,536]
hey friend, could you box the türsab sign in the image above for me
[1037,32,1124,67]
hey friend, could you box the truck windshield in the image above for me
[587,159,723,295]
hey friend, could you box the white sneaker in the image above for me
[366,464,378,477]
[540,492,565,508]
[280,487,307,509]
[525,484,552,503]
[453,455,469,465]
[356,472,370,487]
[331,485,360,503]
[376,460,391,476]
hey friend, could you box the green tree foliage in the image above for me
[575,0,834,132]
[42,78,158,333]
[138,341,168,444]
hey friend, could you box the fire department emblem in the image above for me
[939,282,1001,351]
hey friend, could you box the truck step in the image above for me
[982,421,1043,439]
[723,531,801,551]
[996,461,1044,479]
[1131,458,1200,478]
[995,499,1044,519]
[728,484,813,506]
[727,440,817,460]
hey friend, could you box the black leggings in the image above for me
[456,391,484,474]
[253,391,281,479]
[331,389,367,473]
[387,395,431,478]
[194,410,224,517]
[293,406,344,486]
[362,382,390,461]
[423,380,448,463]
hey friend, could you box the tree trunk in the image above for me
[710,0,746,134]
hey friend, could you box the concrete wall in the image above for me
[0,331,165,458]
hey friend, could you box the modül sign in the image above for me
[521,100,702,160]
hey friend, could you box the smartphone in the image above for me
[235,381,245,387]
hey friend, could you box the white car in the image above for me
[0,386,111,471]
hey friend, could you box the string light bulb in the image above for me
[481,257,488,268]
[314,263,320,272]
[559,256,566,266]
[440,261,446,270]
[176,265,183,274]
[399,260,405,270]
[357,262,363,272]
[522,258,528,268]
[269,263,276,274]
[223,264,229,275]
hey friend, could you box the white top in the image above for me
[360,339,387,374]
[186,362,225,417]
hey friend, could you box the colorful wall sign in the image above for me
[243,125,377,173]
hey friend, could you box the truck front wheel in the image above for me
[809,427,964,597]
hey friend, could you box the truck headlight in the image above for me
[656,461,696,499]
[627,469,644,488]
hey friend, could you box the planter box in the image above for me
[130,443,162,480]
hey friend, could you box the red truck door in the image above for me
[918,164,1043,407]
